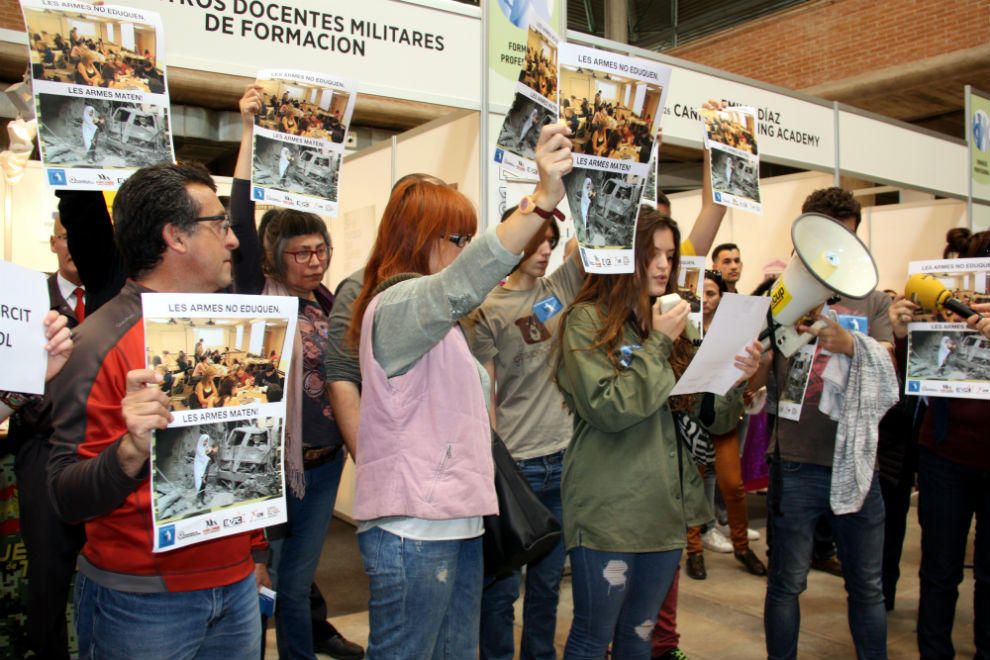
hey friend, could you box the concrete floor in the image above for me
[266,496,978,659]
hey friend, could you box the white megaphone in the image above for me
[760,212,878,356]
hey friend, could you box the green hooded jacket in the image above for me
[556,303,745,553]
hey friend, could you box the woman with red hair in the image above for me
[348,123,573,657]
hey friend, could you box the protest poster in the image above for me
[250,69,356,216]
[700,105,762,214]
[641,143,658,207]
[903,258,990,400]
[557,43,670,273]
[493,20,559,179]
[0,261,48,396]
[21,0,174,190]
[142,293,297,552]
[678,256,705,343]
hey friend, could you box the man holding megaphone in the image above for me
[763,188,899,660]
[887,230,990,660]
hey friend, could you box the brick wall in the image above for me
[0,0,25,31]
[667,0,990,90]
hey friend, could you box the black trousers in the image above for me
[14,439,86,660]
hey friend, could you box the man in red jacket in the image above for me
[48,162,264,658]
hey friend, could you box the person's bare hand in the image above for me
[733,340,762,386]
[239,84,264,127]
[254,563,272,589]
[118,369,172,475]
[888,296,918,339]
[967,302,990,340]
[800,314,854,356]
[652,299,689,341]
[42,311,73,382]
[532,123,573,212]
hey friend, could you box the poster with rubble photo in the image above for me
[21,0,174,190]
[641,143,658,207]
[142,293,298,552]
[558,43,670,273]
[903,258,990,399]
[701,106,762,214]
[250,69,356,216]
[678,256,705,343]
[493,20,559,178]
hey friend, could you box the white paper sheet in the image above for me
[0,260,49,395]
[670,293,770,396]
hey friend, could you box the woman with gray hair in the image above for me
[229,84,362,660]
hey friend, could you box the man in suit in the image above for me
[7,213,87,659]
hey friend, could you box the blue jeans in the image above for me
[764,460,887,660]
[74,571,260,659]
[564,547,681,660]
[269,453,344,659]
[359,527,483,658]
[917,446,990,660]
[480,451,566,660]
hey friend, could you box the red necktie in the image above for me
[74,287,85,323]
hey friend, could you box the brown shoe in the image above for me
[735,548,767,576]
[686,553,706,580]
[811,556,843,577]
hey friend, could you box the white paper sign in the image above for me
[142,292,297,552]
[0,261,49,395]
[670,293,769,396]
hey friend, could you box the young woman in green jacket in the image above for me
[555,207,761,659]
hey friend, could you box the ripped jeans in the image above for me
[565,547,682,660]
[358,527,483,658]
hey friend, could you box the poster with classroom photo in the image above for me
[493,20,559,179]
[701,105,762,214]
[904,258,990,400]
[142,293,297,552]
[250,69,357,216]
[22,0,174,190]
[557,42,670,273]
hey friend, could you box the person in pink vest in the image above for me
[345,123,572,658]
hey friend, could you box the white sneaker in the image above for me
[701,527,733,553]
[715,522,761,542]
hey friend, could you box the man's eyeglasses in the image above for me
[284,246,332,264]
[194,213,231,236]
[444,234,473,248]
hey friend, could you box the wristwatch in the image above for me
[519,194,565,222]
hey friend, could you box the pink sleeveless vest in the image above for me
[353,295,497,521]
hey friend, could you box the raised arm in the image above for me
[373,123,573,377]
[229,83,266,295]
[56,190,125,312]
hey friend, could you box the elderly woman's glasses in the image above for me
[284,246,332,264]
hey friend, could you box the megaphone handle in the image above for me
[943,298,983,321]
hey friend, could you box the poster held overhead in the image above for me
[557,42,671,273]
[493,20,559,179]
[142,293,298,552]
[250,69,357,216]
[21,0,175,190]
[0,261,49,396]
[701,105,762,214]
